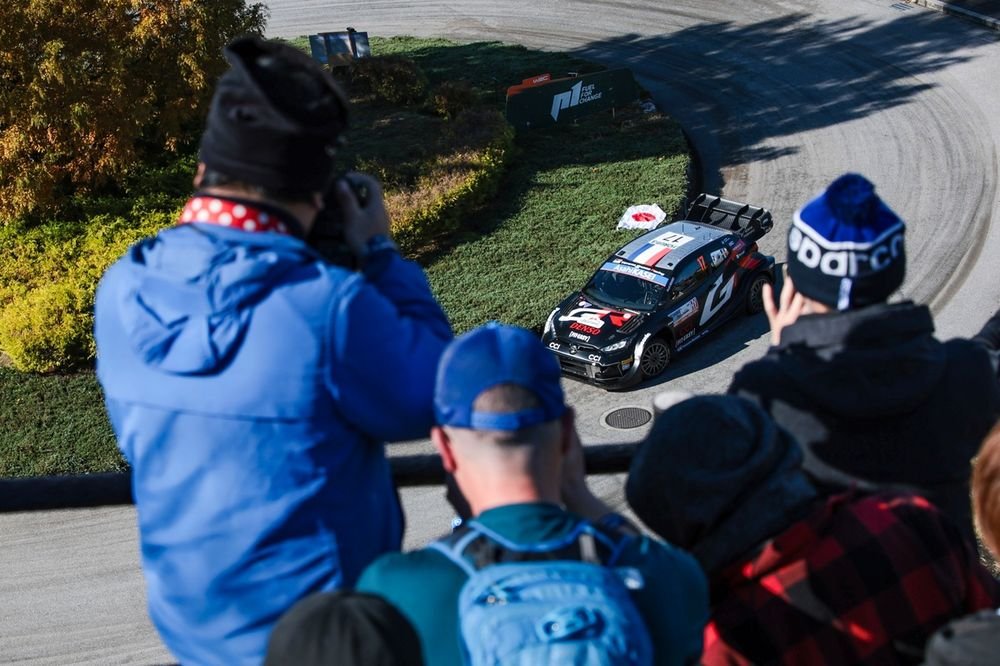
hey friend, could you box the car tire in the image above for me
[746,274,769,315]
[640,338,672,379]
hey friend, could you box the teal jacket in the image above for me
[358,502,709,665]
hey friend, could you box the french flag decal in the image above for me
[627,231,694,266]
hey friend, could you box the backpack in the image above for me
[428,517,654,666]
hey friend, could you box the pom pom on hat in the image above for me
[787,173,906,311]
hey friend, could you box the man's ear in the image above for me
[193,162,207,189]
[432,426,457,474]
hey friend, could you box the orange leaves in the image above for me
[0,1,266,223]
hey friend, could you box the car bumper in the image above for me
[545,343,641,388]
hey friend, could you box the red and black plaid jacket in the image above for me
[703,492,1000,665]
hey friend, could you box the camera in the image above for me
[307,174,369,268]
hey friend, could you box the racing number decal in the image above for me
[700,274,735,325]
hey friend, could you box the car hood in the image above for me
[551,293,646,348]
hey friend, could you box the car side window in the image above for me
[670,258,708,298]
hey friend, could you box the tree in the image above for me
[0,0,268,222]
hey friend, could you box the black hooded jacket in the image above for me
[728,301,1000,541]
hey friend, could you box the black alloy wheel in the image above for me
[640,338,671,378]
[746,274,769,315]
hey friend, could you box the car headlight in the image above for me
[543,308,560,336]
[602,338,631,353]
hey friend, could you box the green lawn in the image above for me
[0,37,689,477]
[0,367,124,476]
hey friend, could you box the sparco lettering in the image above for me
[789,225,904,277]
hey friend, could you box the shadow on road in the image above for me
[566,11,984,192]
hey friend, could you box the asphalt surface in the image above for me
[2,1,999,662]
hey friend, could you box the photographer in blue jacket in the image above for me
[94,37,452,665]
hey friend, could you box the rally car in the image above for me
[542,194,775,389]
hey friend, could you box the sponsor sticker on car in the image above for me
[599,261,670,286]
[669,298,699,325]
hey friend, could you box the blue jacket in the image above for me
[95,212,452,665]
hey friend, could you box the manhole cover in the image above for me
[603,407,653,430]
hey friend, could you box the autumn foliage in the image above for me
[0,1,267,222]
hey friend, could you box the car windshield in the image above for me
[583,267,668,311]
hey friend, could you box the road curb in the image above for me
[908,0,1000,32]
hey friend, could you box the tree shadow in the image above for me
[410,9,991,261]
[563,11,987,192]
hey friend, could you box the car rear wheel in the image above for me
[746,274,769,315]
[640,338,671,379]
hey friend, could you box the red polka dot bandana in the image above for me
[178,196,291,236]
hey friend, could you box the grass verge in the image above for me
[0,37,689,477]
[0,368,124,476]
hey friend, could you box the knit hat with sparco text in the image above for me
[787,173,905,311]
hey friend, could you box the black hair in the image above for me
[198,168,320,205]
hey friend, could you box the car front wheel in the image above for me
[640,338,672,379]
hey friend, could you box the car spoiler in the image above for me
[684,193,774,243]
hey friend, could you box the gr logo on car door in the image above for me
[699,273,736,325]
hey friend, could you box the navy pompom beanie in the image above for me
[788,173,906,310]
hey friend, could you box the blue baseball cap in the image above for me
[434,323,566,431]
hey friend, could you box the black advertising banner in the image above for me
[505,68,639,130]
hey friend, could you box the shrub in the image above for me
[388,108,515,251]
[430,80,477,119]
[0,210,174,372]
[348,55,429,106]
[0,0,267,222]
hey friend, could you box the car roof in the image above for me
[612,221,729,272]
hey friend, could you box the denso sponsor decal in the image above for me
[600,262,669,286]
[570,322,601,335]
[669,298,699,325]
[789,218,904,277]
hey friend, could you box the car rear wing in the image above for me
[683,193,774,243]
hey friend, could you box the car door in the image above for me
[663,254,712,344]
[696,239,738,328]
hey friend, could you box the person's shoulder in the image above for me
[728,348,789,395]
[356,543,465,593]
[838,492,964,545]
[618,533,706,588]
[942,335,998,374]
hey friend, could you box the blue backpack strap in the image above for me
[432,515,638,571]
[426,523,486,576]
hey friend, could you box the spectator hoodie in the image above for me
[728,301,1000,541]
[95,202,452,666]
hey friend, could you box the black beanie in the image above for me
[264,590,424,666]
[198,36,349,195]
[787,173,906,311]
[625,394,816,573]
